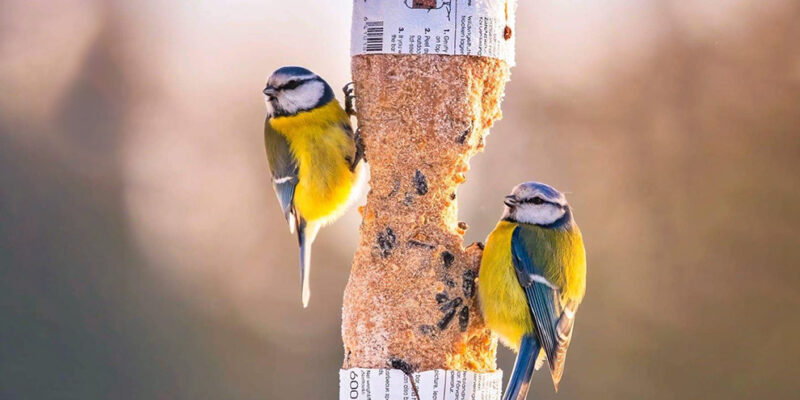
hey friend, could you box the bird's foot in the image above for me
[350,127,366,170]
[343,82,357,117]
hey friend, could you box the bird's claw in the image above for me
[350,126,366,170]
[343,82,357,117]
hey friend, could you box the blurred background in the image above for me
[1,0,799,399]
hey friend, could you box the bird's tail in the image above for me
[502,334,541,400]
[297,220,320,308]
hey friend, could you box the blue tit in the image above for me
[263,66,366,308]
[478,182,586,399]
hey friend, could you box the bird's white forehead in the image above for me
[267,72,318,88]
[512,182,567,205]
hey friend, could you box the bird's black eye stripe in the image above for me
[281,79,303,90]
[521,196,545,205]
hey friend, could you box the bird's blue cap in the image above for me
[510,182,568,206]
[272,66,315,77]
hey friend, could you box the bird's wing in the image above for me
[264,119,300,233]
[511,225,577,391]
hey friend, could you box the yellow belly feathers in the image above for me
[269,100,362,223]
[479,220,535,350]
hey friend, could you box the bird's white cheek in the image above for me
[282,81,325,114]
[516,205,565,225]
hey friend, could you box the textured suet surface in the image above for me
[341,54,510,372]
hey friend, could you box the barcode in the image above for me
[364,21,384,52]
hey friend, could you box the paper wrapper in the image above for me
[340,368,503,400]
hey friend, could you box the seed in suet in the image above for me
[439,297,462,312]
[462,269,476,298]
[419,325,436,336]
[437,307,458,330]
[457,121,473,144]
[389,357,415,375]
[458,306,470,332]
[377,227,396,257]
[457,129,470,144]
[414,170,428,195]
[408,239,435,249]
[387,179,400,197]
[469,241,485,250]
[441,251,455,268]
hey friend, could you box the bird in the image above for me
[262,66,366,308]
[478,182,586,399]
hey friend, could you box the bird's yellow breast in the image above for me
[269,100,359,223]
[478,220,534,350]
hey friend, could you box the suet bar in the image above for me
[342,54,510,372]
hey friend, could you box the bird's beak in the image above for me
[263,86,278,99]
[504,195,518,207]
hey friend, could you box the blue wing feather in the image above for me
[511,226,571,390]
[264,119,299,231]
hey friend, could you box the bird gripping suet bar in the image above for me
[263,66,367,308]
